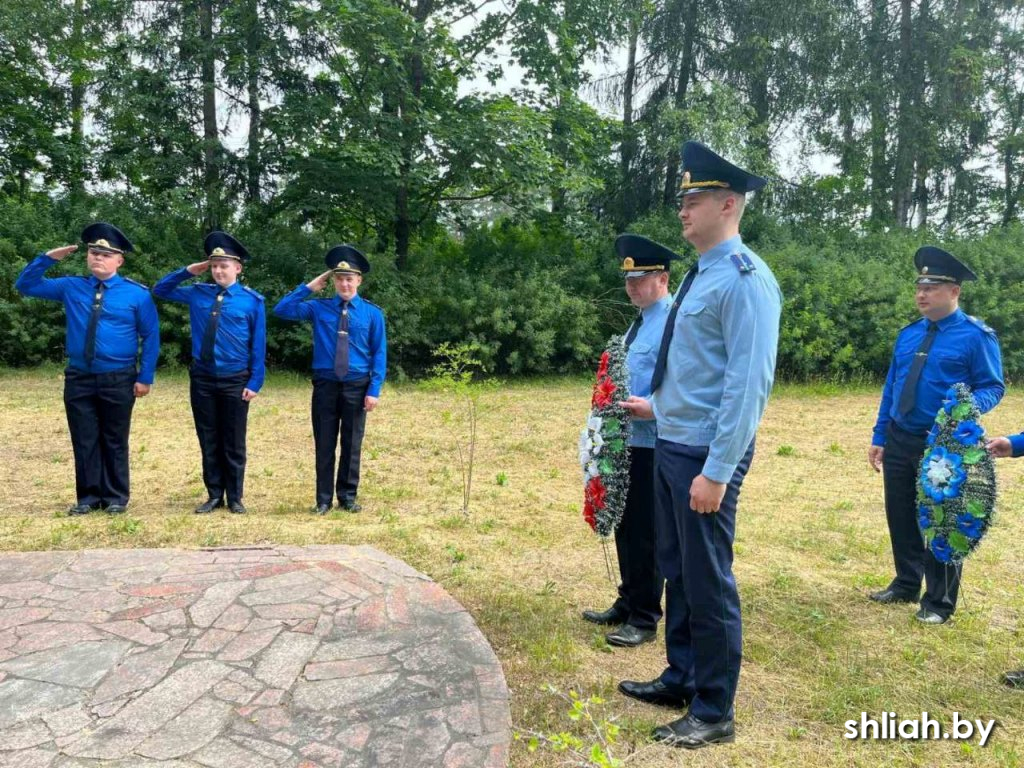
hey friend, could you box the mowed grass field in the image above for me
[2,367,1024,767]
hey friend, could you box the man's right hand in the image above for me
[618,396,654,420]
[306,270,333,292]
[868,445,884,472]
[187,260,210,275]
[46,245,78,261]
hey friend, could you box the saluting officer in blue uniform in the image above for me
[582,235,674,648]
[15,223,160,515]
[273,246,387,514]
[618,143,782,749]
[153,232,266,515]
[869,247,1003,623]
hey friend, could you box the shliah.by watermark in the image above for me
[844,712,997,746]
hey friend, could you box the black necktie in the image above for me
[334,301,350,379]
[200,288,227,364]
[624,313,642,348]
[649,265,699,393]
[84,281,106,366]
[898,321,939,416]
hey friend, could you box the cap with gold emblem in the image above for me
[678,141,767,197]
[615,234,679,278]
[325,244,370,275]
[204,231,250,263]
[82,222,133,255]
[914,246,976,285]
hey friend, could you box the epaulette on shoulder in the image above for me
[123,277,149,290]
[729,252,756,274]
[898,316,925,333]
[363,299,384,312]
[967,315,996,335]
[241,285,264,301]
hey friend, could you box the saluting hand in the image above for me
[46,245,78,261]
[242,388,258,402]
[134,383,151,398]
[187,260,211,275]
[307,271,333,292]
[618,396,654,420]
[986,437,1012,458]
[868,445,884,472]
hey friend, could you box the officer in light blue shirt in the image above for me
[582,234,674,650]
[273,245,387,514]
[868,247,1003,624]
[153,231,267,515]
[15,222,160,516]
[617,142,782,749]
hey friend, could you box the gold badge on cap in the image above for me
[622,257,634,270]
[339,261,349,270]
[212,247,226,257]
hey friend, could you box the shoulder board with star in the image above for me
[967,315,996,335]
[123,277,149,290]
[729,252,756,274]
[241,285,264,301]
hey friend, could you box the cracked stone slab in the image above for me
[0,546,510,768]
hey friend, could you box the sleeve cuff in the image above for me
[701,456,737,485]
[1010,434,1024,458]
[871,433,886,447]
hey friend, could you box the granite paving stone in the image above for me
[0,546,510,767]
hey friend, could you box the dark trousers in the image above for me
[653,438,754,724]
[312,376,369,507]
[190,369,250,504]
[883,422,962,617]
[610,447,664,631]
[63,367,136,508]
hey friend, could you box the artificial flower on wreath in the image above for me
[917,383,997,564]
[579,337,632,537]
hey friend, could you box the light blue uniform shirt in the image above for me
[626,295,672,449]
[651,235,782,483]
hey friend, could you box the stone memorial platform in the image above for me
[0,545,511,767]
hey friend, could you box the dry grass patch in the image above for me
[1,368,1023,766]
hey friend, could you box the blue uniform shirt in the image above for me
[626,295,672,449]
[651,235,782,484]
[16,254,160,384]
[153,268,267,392]
[872,308,1004,445]
[273,286,387,397]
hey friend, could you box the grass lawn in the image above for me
[2,367,1023,766]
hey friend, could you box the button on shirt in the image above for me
[273,287,387,397]
[626,296,672,449]
[153,268,267,392]
[651,235,782,484]
[872,308,1004,445]
[15,254,160,384]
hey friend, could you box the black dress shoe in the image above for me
[68,504,94,516]
[1002,670,1024,689]
[314,503,331,515]
[340,499,362,513]
[915,608,948,625]
[617,679,688,708]
[228,501,246,515]
[194,498,224,514]
[582,605,629,625]
[106,504,127,515]
[869,588,919,604]
[652,713,735,749]
[606,624,657,648]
